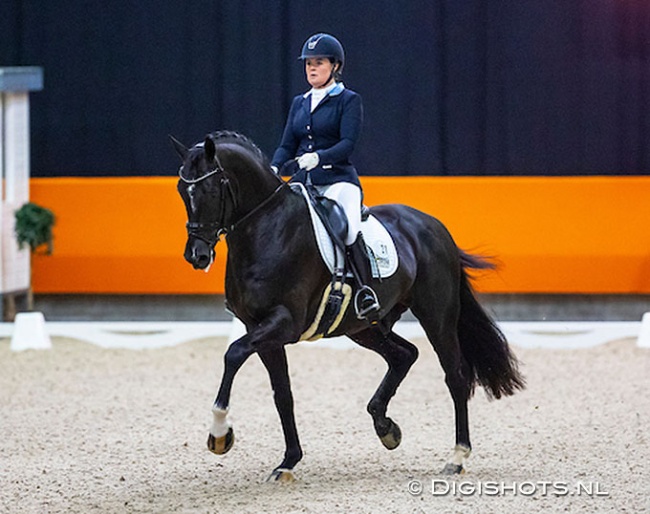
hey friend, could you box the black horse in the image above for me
[172,131,524,482]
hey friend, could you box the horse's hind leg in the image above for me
[438,341,473,475]
[258,346,302,482]
[411,301,473,474]
[348,328,419,450]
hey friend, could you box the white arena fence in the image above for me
[1,315,649,351]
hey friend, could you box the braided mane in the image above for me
[208,130,269,169]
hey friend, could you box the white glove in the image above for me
[297,152,319,171]
[271,165,279,174]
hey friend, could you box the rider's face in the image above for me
[305,57,336,89]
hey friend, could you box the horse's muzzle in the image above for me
[184,237,215,271]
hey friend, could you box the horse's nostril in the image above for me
[193,253,210,269]
[185,238,213,269]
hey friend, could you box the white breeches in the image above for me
[313,182,362,246]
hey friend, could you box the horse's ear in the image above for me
[169,135,188,160]
[204,136,216,164]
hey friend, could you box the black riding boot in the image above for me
[346,232,381,322]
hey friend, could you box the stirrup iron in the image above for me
[354,285,380,320]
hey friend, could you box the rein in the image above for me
[179,144,286,245]
[227,183,285,234]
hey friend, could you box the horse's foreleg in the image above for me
[207,335,256,455]
[349,329,419,450]
[258,347,302,482]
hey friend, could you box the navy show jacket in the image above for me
[272,83,363,187]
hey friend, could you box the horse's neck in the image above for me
[235,173,284,218]
[228,185,307,246]
[220,147,281,220]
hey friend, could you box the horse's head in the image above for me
[172,131,281,271]
[172,134,236,271]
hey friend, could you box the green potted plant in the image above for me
[3,202,56,320]
[15,202,55,255]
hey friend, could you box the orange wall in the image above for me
[30,176,650,294]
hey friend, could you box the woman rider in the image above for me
[271,33,380,321]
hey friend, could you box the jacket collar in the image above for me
[302,82,345,99]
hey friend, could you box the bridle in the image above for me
[179,143,285,247]
[179,145,238,247]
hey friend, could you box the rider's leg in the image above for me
[315,182,380,320]
[346,231,380,320]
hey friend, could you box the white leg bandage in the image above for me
[451,444,471,465]
[210,406,231,438]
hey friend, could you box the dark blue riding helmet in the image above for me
[299,33,345,71]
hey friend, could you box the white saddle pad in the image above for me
[291,183,399,278]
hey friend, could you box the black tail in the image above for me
[459,249,498,272]
[457,251,525,400]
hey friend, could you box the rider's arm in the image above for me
[316,91,363,165]
[271,96,301,169]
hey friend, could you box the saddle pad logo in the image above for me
[372,242,392,274]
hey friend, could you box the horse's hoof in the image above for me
[267,468,296,483]
[207,427,234,455]
[377,419,402,450]
[441,463,465,475]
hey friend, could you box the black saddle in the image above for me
[283,159,369,239]
[305,185,348,251]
